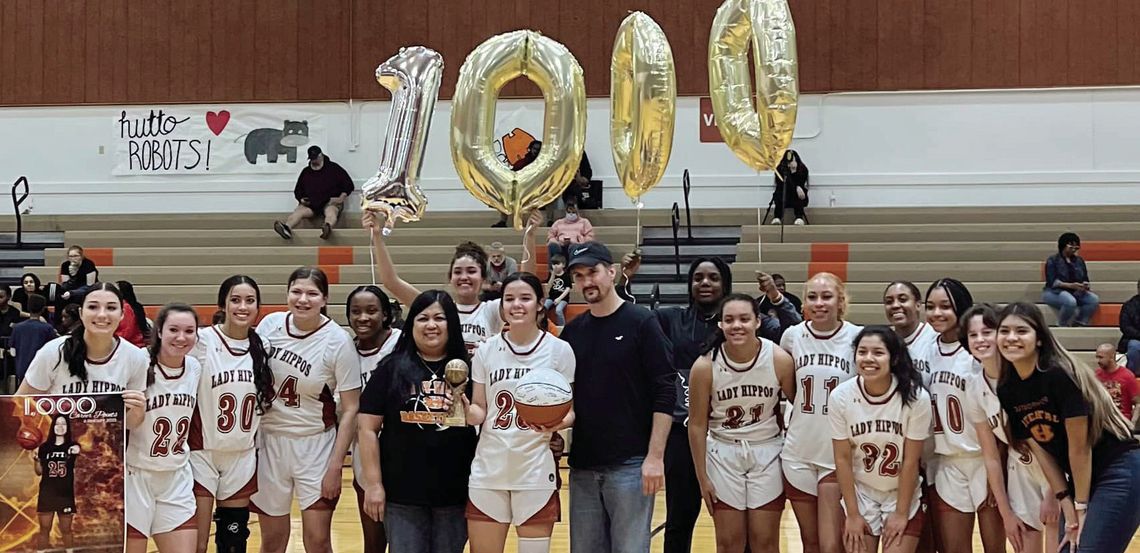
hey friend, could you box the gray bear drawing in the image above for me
[242,120,310,164]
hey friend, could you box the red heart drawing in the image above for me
[206,110,230,136]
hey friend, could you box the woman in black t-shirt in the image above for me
[48,246,99,311]
[35,414,80,551]
[357,289,476,553]
[995,302,1140,552]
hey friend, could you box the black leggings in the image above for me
[664,422,702,553]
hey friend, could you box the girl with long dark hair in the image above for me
[996,302,1140,552]
[125,303,202,553]
[358,290,477,553]
[960,304,1057,553]
[688,293,795,553]
[830,326,931,553]
[35,414,80,551]
[189,275,275,553]
[20,282,148,429]
[252,267,360,553]
[921,279,1004,553]
[464,272,575,553]
[347,284,400,553]
[771,149,809,226]
[14,272,44,316]
[364,210,540,353]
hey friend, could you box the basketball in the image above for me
[16,425,43,451]
[513,369,573,427]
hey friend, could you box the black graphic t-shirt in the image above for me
[999,366,1139,484]
[547,274,571,301]
[359,354,476,507]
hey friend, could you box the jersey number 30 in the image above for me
[218,393,258,433]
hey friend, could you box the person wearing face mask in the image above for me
[482,242,518,302]
[770,150,809,226]
[546,204,594,268]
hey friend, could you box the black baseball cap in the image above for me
[567,241,613,269]
[307,145,322,160]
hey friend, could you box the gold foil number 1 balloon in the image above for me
[451,30,587,230]
[708,0,799,172]
[361,46,444,235]
[611,12,676,208]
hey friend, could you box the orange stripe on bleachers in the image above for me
[808,243,849,282]
[1079,241,1140,261]
[1090,303,1122,327]
[85,248,114,267]
[319,265,341,285]
[318,246,355,266]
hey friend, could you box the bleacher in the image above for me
[10,205,1135,365]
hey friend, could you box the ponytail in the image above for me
[247,328,274,413]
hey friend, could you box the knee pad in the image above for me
[517,537,551,553]
[213,507,250,553]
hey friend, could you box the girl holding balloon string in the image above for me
[464,272,575,553]
[363,210,541,353]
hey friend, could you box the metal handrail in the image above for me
[11,176,29,247]
[682,169,692,239]
[670,203,681,277]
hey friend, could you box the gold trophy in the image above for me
[443,359,469,427]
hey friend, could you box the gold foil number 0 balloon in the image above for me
[361,46,444,234]
[611,12,676,206]
[708,0,799,171]
[451,31,587,230]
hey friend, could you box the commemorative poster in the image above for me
[0,394,126,552]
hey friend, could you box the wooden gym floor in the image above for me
[158,468,1140,553]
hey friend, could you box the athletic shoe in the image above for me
[793,218,805,226]
[770,218,782,225]
[321,222,333,239]
[273,221,293,239]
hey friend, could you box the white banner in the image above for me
[112,107,326,175]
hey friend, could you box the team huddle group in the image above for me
[18,212,1140,553]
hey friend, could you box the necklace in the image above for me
[417,353,444,380]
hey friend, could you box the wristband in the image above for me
[1074,501,1088,512]
[1054,489,1070,501]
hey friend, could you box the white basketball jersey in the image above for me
[830,376,932,493]
[127,359,202,471]
[780,321,862,467]
[457,300,503,353]
[927,341,981,456]
[24,336,149,395]
[359,328,402,388]
[256,312,361,437]
[189,325,261,452]
[470,331,575,491]
[707,340,782,443]
[903,323,939,384]
[965,370,1046,482]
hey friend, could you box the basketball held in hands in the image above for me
[16,424,44,450]
[514,369,572,427]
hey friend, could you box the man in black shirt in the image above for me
[273,146,355,240]
[559,241,675,553]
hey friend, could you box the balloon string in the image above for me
[369,231,378,286]
[635,203,643,248]
[521,220,534,266]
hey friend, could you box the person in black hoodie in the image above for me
[655,257,802,553]
[274,146,355,240]
[770,149,809,226]
[1119,279,1140,375]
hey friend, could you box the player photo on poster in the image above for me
[0,394,126,552]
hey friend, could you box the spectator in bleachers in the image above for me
[114,281,151,348]
[757,272,803,317]
[55,304,79,335]
[1119,279,1140,376]
[1095,343,1140,428]
[12,272,43,317]
[770,149,809,226]
[10,294,55,385]
[47,245,98,311]
[0,285,22,339]
[546,203,595,268]
[1041,232,1099,326]
[545,254,571,326]
[273,145,354,240]
[481,242,517,302]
